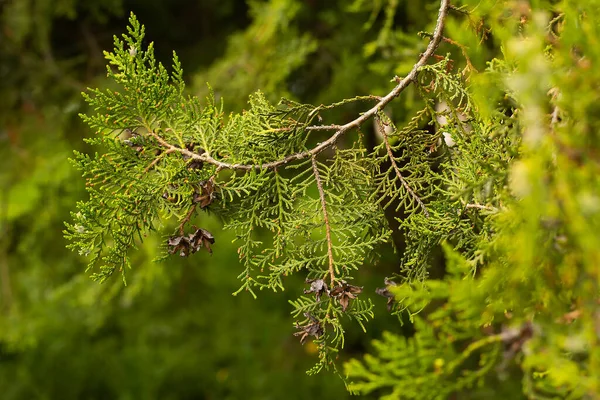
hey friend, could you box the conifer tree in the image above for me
[66,0,600,397]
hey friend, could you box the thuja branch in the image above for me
[149,0,449,172]
[67,0,450,367]
[312,156,336,284]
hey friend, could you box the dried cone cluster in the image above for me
[330,281,363,312]
[167,227,215,257]
[193,179,216,209]
[304,278,363,312]
[296,279,364,344]
[294,312,324,344]
[167,173,218,258]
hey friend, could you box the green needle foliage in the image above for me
[65,0,600,397]
[65,12,399,375]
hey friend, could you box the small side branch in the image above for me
[144,148,175,173]
[380,123,429,217]
[312,156,335,284]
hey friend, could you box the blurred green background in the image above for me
[0,0,468,398]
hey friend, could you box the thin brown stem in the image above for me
[144,148,175,173]
[421,33,478,74]
[443,36,477,74]
[147,0,449,172]
[465,203,497,212]
[380,122,429,217]
[178,204,197,235]
[311,156,335,284]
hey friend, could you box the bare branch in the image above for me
[178,204,197,235]
[148,0,450,172]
